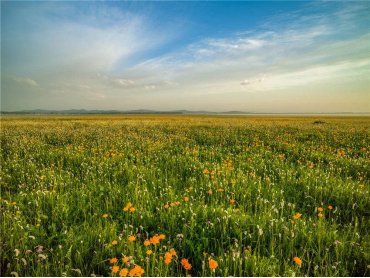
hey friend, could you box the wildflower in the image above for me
[130,207,135,212]
[208,190,212,194]
[164,252,173,260]
[12,202,16,205]
[112,266,119,274]
[176,202,180,205]
[209,259,218,269]
[359,184,364,187]
[144,240,150,246]
[129,236,136,242]
[147,250,152,255]
[230,200,235,204]
[293,257,302,265]
[185,197,189,201]
[328,206,333,210]
[119,268,128,277]
[184,263,192,270]
[187,275,191,277]
[318,213,323,217]
[159,234,165,239]
[318,207,323,212]
[170,203,175,207]
[293,213,302,220]
[112,240,118,245]
[235,209,240,212]
[26,250,32,254]
[110,258,118,263]
[165,258,171,264]
[171,250,177,256]
[164,205,169,209]
[126,203,133,208]
[150,236,160,245]
[129,265,144,277]
[103,214,108,218]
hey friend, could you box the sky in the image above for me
[1,1,369,113]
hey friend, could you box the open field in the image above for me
[1,116,369,277]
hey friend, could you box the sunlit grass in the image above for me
[1,116,369,277]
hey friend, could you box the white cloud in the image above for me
[5,75,38,86]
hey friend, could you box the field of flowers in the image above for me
[1,116,369,277]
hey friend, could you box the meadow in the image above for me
[0,115,369,277]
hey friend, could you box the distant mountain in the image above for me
[1,109,252,115]
[1,109,368,115]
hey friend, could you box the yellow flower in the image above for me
[103,214,108,218]
[12,202,16,205]
[146,250,152,255]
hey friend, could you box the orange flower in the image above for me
[12,202,16,205]
[184,262,192,270]
[159,234,165,239]
[126,202,133,208]
[122,257,129,263]
[144,240,150,246]
[150,236,160,245]
[103,214,108,218]
[318,213,323,217]
[110,258,118,263]
[112,240,118,245]
[235,208,240,212]
[230,199,235,204]
[165,258,171,264]
[185,197,189,201]
[209,259,218,269]
[189,187,193,190]
[123,207,128,211]
[170,203,175,207]
[187,275,191,277]
[129,265,144,277]
[359,184,364,188]
[164,252,173,260]
[112,266,119,273]
[293,213,302,220]
[181,258,189,266]
[176,201,181,205]
[146,250,152,255]
[130,207,135,212]
[328,206,333,209]
[293,257,302,265]
[208,190,212,194]
[119,268,128,277]
[171,250,177,256]
[164,205,169,209]
[218,189,224,192]
[128,236,136,242]
[318,207,323,212]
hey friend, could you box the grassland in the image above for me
[1,116,369,277]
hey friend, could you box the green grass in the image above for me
[1,116,369,277]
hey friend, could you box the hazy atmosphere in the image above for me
[1,1,369,112]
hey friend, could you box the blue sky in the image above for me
[1,1,369,112]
